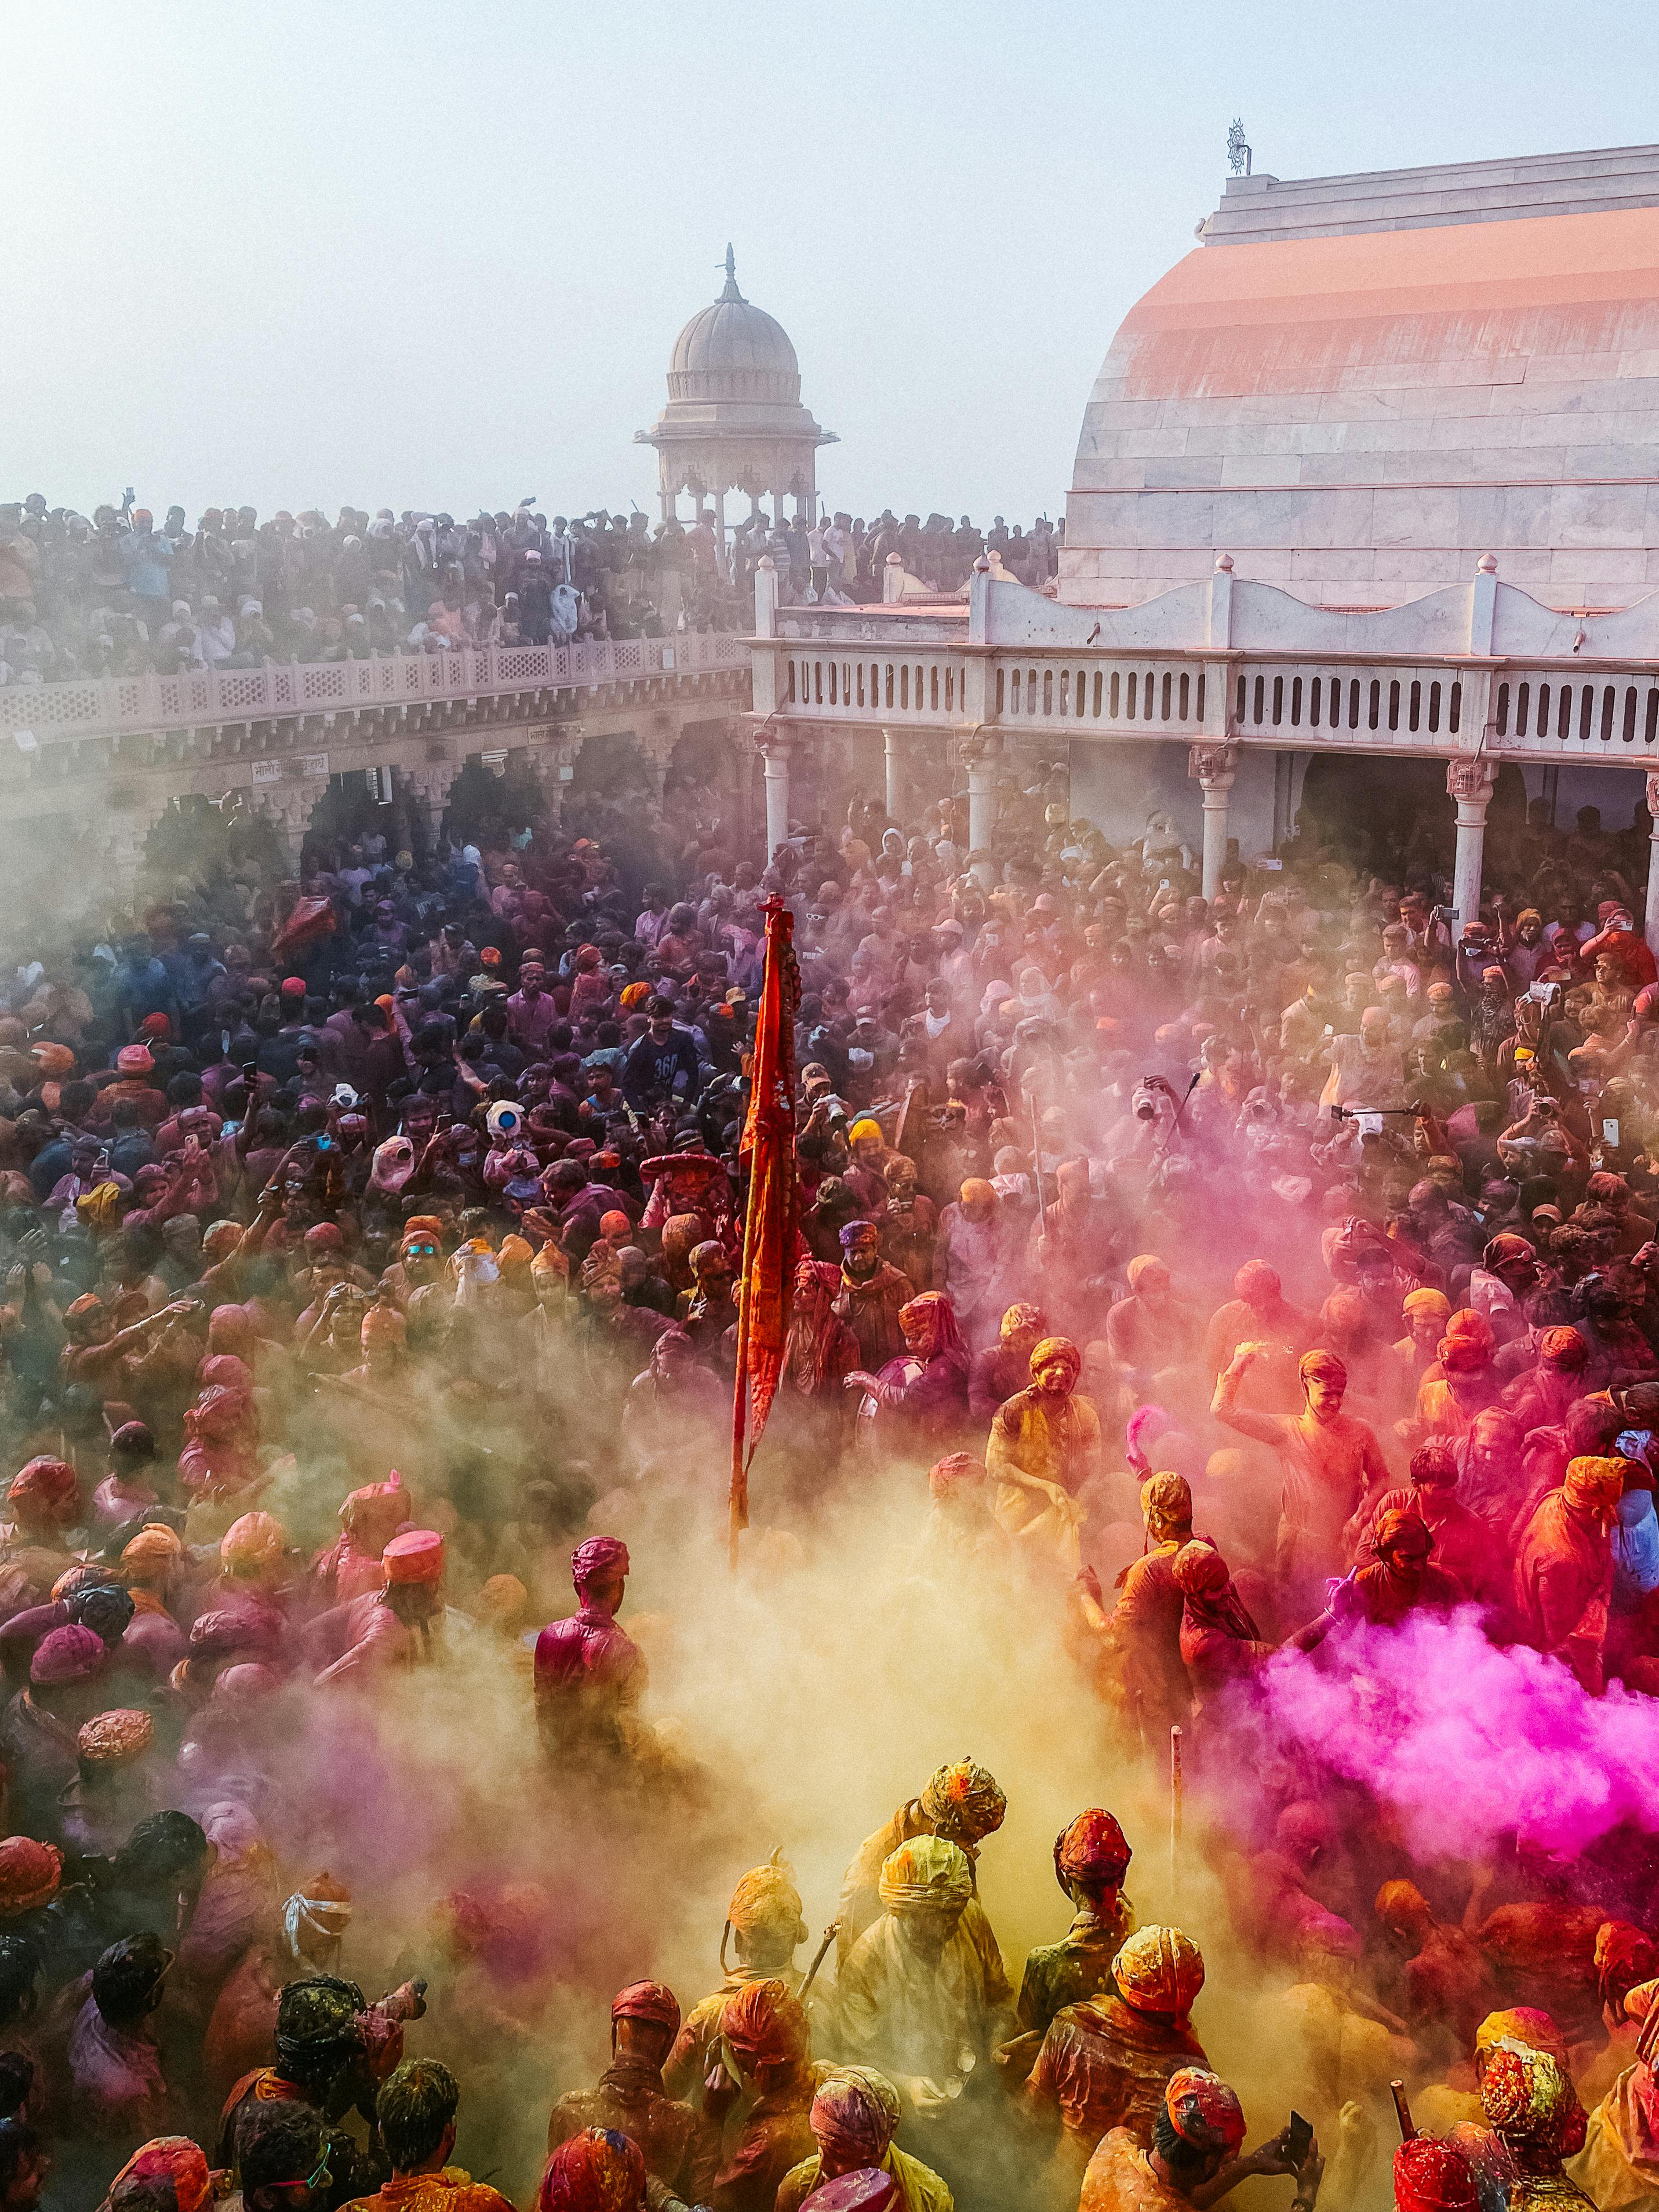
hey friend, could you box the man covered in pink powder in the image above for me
[533,1536,646,1763]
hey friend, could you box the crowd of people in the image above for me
[0,497,1061,688]
[0,721,1656,2212]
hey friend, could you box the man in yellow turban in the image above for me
[985,1336,1101,1569]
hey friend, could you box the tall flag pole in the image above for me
[730,896,799,1567]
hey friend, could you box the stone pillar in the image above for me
[961,732,1001,882]
[1447,758,1498,944]
[1646,772,1659,964]
[883,726,905,824]
[1188,741,1239,901]
[760,732,792,857]
[402,761,457,855]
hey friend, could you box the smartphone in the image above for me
[1286,2112,1313,2169]
[1605,1119,1622,1147]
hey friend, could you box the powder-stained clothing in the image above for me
[987,1387,1102,1563]
[1513,1495,1615,1692]
[1017,1902,1135,2036]
[776,2141,954,2212]
[1571,2063,1659,2212]
[548,2057,716,2199]
[67,1979,176,2145]
[1211,1392,1391,1605]
[1352,1485,1507,1606]
[712,2061,821,2212]
[1023,1992,1206,2156]
[835,1262,913,1369]
[341,2173,516,2212]
[1109,1542,1194,1742]
[835,1912,1012,2099]
[1079,2127,1194,2212]
[663,1966,805,2102]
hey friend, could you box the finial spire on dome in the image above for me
[720,243,745,304]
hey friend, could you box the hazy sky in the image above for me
[12,2,1659,526]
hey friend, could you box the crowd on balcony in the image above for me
[0,496,1063,689]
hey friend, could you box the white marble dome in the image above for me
[667,250,802,405]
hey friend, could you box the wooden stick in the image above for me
[1391,2080,1416,2142]
[1170,1724,1184,1899]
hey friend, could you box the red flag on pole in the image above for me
[730,897,799,1567]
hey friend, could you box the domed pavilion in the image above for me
[636,246,836,550]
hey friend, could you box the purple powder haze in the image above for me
[1249,1608,1659,1858]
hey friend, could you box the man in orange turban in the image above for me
[1514,1456,1629,1691]
[548,1981,714,2203]
[665,1855,810,2099]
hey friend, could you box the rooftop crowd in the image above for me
[0,498,1061,689]
[0,719,1650,2212]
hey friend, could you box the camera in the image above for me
[1132,1079,1164,1122]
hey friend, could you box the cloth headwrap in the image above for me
[928,1453,985,1500]
[1126,1254,1170,1292]
[810,2067,902,2165]
[1597,1920,1657,2003]
[1235,1260,1280,1300]
[342,1470,406,1539]
[839,1221,878,1251]
[1403,1288,1452,1323]
[959,1178,996,1208]
[31,1623,105,1685]
[721,1977,810,2071]
[283,1875,353,1961]
[384,1529,443,1584]
[0,1836,61,1912]
[1300,1349,1347,1388]
[1054,1808,1132,1889]
[1001,1302,1047,1341]
[612,1979,681,2035]
[877,1835,973,1913]
[848,1118,881,1143]
[1115,1924,1205,2016]
[539,2126,646,2212]
[1394,2139,1478,2212]
[1564,1456,1632,1512]
[361,1304,407,1349]
[572,1536,630,1592]
[1539,1326,1589,1372]
[1141,1472,1192,1525]
[728,1856,807,1942]
[1163,2067,1246,2154]
[1172,1542,1231,1597]
[920,1758,1006,1839]
[122,1525,184,1571]
[221,1511,286,1574]
[9,1455,79,1518]
[1029,1335,1082,1387]
[1475,2007,1570,2069]
[1480,2042,1575,2146]
[106,2137,214,2212]
[78,1708,154,1765]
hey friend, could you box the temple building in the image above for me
[636,245,836,548]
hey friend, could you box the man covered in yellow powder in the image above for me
[832,1838,1012,2120]
[835,1760,1006,1971]
[774,2067,953,2212]
[985,1336,1102,1568]
[664,1856,810,2098]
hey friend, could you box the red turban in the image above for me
[721,1978,809,2073]
[927,1453,984,1500]
[1054,1809,1132,1890]
[810,2069,901,2166]
[384,1530,444,1585]
[1394,2140,1478,2212]
[8,1456,79,1521]
[107,2137,214,2212]
[572,1537,630,1593]
[31,1624,105,1686]
[611,1981,680,2036]
[1163,2067,1245,2153]
[1235,1261,1280,1301]
[0,1837,61,1912]
[540,2128,646,2212]
[1539,1327,1589,1373]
